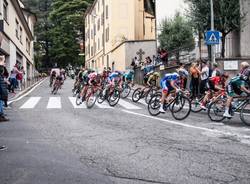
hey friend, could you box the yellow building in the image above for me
[85,0,156,71]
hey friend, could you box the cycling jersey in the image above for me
[147,75,157,85]
[88,72,98,85]
[108,72,119,81]
[123,71,134,81]
[227,76,246,97]
[160,73,179,93]
[208,76,221,91]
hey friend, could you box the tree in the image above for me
[49,0,93,67]
[158,13,195,61]
[186,0,245,58]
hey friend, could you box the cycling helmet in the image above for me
[177,69,188,78]
[129,70,135,74]
[172,72,180,78]
[153,72,160,78]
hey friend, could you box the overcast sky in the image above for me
[156,0,188,24]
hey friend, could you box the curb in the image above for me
[8,78,47,104]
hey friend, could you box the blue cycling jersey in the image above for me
[123,72,134,80]
[109,72,119,80]
[160,73,179,89]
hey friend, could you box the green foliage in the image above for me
[158,13,195,59]
[22,0,93,69]
[185,0,244,57]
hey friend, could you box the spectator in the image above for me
[190,62,201,98]
[200,60,209,95]
[0,58,9,122]
[17,66,25,90]
[134,57,140,67]
[177,63,189,90]
[160,49,168,64]
[131,58,136,69]
[211,62,220,77]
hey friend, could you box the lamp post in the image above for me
[210,0,216,64]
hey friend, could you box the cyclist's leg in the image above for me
[223,84,234,117]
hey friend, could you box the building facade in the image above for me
[0,0,36,81]
[85,0,156,71]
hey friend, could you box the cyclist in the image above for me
[159,72,181,113]
[73,67,85,91]
[123,70,135,86]
[200,72,229,110]
[177,68,189,90]
[147,72,160,87]
[79,69,94,103]
[50,70,57,87]
[223,70,250,118]
[103,71,123,96]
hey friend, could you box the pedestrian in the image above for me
[134,57,139,67]
[189,62,201,98]
[0,58,9,122]
[200,60,209,95]
[211,62,220,77]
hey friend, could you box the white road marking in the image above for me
[68,97,86,109]
[8,78,47,105]
[119,99,142,110]
[122,110,250,141]
[20,97,41,109]
[47,97,61,109]
[95,101,113,109]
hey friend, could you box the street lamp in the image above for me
[210,0,216,64]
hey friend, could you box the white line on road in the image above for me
[119,99,142,110]
[20,97,41,109]
[68,97,86,109]
[47,97,61,109]
[8,78,47,105]
[122,110,250,140]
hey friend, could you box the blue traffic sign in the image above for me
[206,30,220,45]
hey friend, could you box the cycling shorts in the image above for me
[227,82,242,97]
[160,80,173,94]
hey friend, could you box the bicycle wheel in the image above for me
[191,97,203,113]
[108,89,120,107]
[121,85,131,99]
[207,99,226,122]
[171,95,191,120]
[240,101,250,126]
[145,88,157,104]
[132,88,142,102]
[148,93,162,116]
[76,93,82,106]
[97,89,106,104]
[85,89,97,109]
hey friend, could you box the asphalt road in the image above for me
[1,78,250,184]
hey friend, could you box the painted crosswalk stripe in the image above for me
[68,97,86,109]
[95,101,113,109]
[47,97,61,109]
[118,99,142,110]
[20,97,41,109]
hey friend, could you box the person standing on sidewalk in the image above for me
[0,57,9,122]
[200,60,210,95]
[190,62,201,98]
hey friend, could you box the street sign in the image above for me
[206,30,220,45]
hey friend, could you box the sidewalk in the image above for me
[8,78,46,102]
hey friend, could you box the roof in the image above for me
[84,0,99,18]
[11,0,34,40]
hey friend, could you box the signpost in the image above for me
[206,31,220,45]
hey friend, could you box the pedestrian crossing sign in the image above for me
[206,30,220,45]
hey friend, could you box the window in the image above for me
[26,38,31,54]
[20,27,23,43]
[3,0,8,22]
[106,27,109,42]
[97,18,100,31]
[101,13,104,25]
[15,19,19,39]
[102,0,104,5]
[106,5,109,19]
[98,38,100,50]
